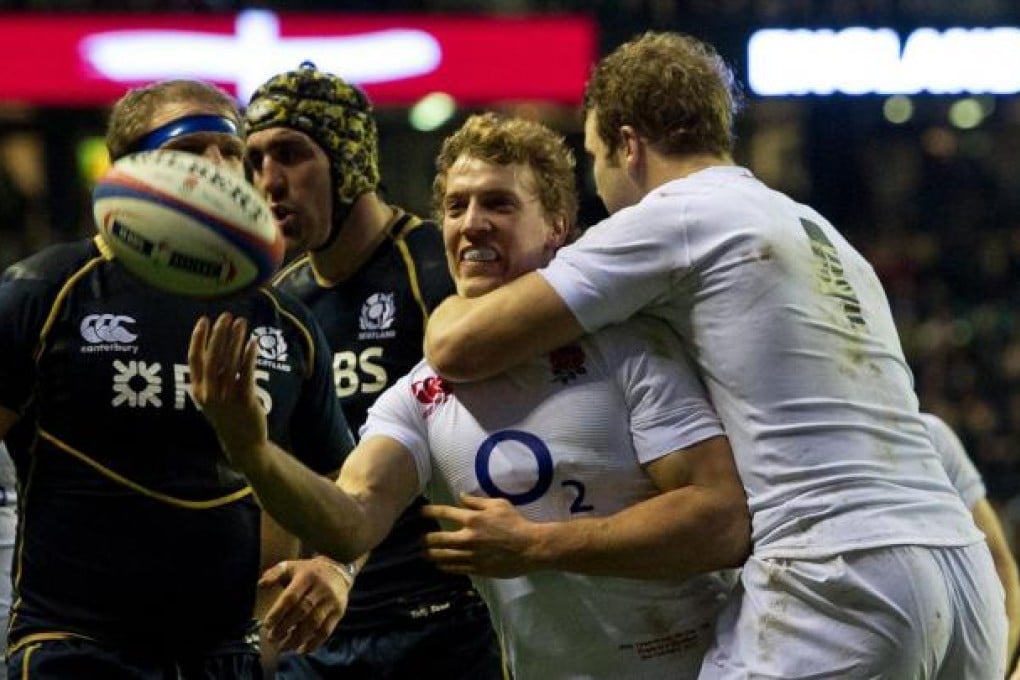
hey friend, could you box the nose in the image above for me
[252,155,285,198]
[201,144,226,165]
[460,199,492,236]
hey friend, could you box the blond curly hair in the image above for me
[584,31,741,159]
[433,113,578,238]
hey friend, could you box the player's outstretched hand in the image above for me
[259,557,351,653]
[188,312,268,471]
[421,494,541,578]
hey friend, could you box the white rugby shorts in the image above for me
[699,542,1006,679]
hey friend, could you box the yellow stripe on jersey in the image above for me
[37,430,253,509]
[33,246,107,366]
[257,287,316,380]
[272,252,313,287]
[8,631,98,658]
[392,219,429,322]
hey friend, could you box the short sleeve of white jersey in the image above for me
[539,195,684,333]
[921,413,985,508]
[359,368,433,492]
[595,317,724,465]
[541,167,768,335]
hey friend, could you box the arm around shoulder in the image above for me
[425,271,585,381]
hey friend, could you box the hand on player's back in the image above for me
[189,312,270,472]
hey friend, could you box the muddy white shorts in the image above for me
[699,542,1006,679]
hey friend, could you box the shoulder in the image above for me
[253,286,325,348]
[2,238,101,287]
[920,413,965,459]
[256,285,319,328]
[272,254,318,298]
[591,315,686,358]
[394,215,446,262]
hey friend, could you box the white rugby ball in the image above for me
[93,149,284,298]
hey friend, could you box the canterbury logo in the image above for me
[80,314,138,344]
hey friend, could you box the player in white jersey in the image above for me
[922,412,1020,673]
[424,32,1007,678]
[187,113,751,679]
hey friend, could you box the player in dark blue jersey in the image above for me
[244,64,502,679]
[0,79,354,679]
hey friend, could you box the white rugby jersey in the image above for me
[541,165,982,559]
[922,413,985,509]
[362,316,735,679]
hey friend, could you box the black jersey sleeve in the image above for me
[0,271,45,415]
[0,241,98,415]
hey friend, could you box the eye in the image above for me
[163,138,206,156]
[443,198,465,217]
[221,141,245,159]
[485,197,516,213]
[245,149,263,170]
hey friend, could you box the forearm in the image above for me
[527,485,750,579]
[239,443,380,563]
[973,499,1020,658]
[425,272,583,381]
[994,547,1020,659]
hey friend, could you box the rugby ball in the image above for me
[93,149,284,298]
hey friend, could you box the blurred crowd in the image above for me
[0,0,1017,502]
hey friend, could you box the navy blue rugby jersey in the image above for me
[0,236,353,654]
[274,211,474,628]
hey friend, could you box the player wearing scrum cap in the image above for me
[244,64,502,679]
[0,79,353,678]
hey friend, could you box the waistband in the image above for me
[340,587,486,633]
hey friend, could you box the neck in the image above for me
[310,194,400,284]
[643,151,733,194]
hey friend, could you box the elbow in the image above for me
[426,324,488,381]
[716,498,752,568]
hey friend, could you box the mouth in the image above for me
[270,206,297,235]
[460,246,499,263]
[270,204,294,223]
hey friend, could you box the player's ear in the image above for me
[545,214,569,250]
[619,125,642,168]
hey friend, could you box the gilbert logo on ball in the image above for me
[92,149,284,298]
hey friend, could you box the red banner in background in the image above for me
[0,11,596,106]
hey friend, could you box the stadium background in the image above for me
[0,0,1018,547]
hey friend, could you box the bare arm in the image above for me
[422,435,750,579]
[972,498,1020,663]
[188,313,420,563]
[425,272,584,381]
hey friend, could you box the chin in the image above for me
[459,280,501,298]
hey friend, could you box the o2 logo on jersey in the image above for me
[474,430,594,513]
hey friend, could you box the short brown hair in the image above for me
[433,113,578,235]
[106,80,242,161]
[584,31,740,158]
